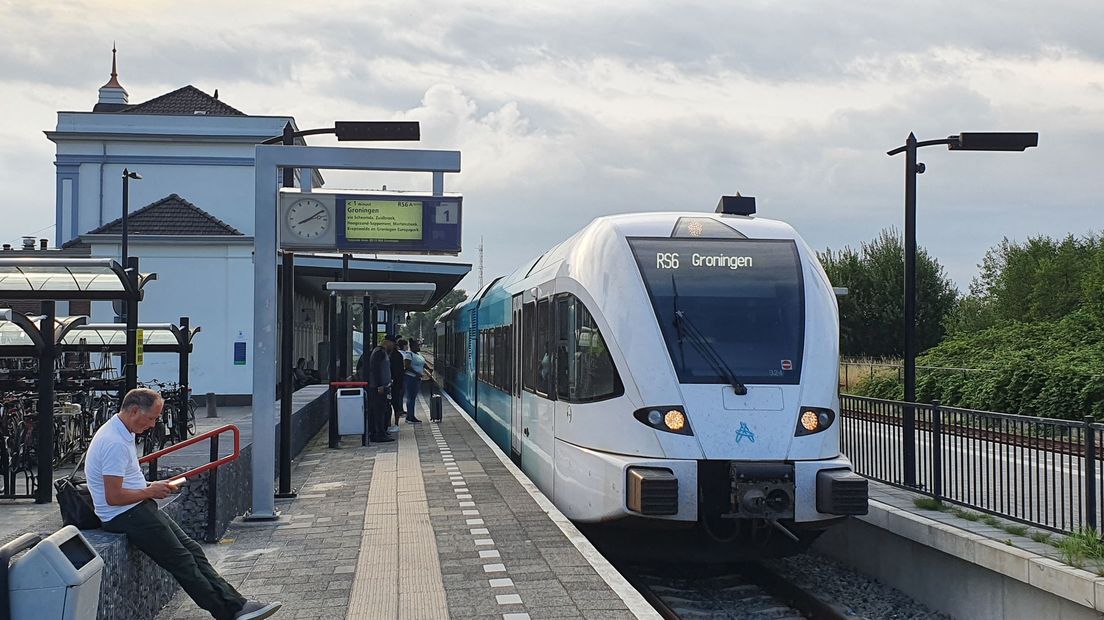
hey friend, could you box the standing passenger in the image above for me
[366,336,396,443]
[404,342,426,424]
[389,338,408,430]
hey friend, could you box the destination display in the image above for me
[345,200,423,241]
[337,194,461,253]
[278,190,461,254]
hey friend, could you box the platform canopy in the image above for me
[61,322,199,353]
[324,281,436,306]
[0,311,88,354]
[0,257,155,300]
[291,254,470,310]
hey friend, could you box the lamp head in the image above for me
[948,132,1038,152]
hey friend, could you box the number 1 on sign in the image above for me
[435,203,458,224]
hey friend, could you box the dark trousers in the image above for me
[390,381,405,424]
[368,388,390,438]
[104,500,245,620]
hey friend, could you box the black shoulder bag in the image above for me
[54,450,103,530]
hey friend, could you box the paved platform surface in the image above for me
[156,392,649,620]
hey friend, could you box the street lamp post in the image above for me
[887,132,1037,487]
[121,168,142,265]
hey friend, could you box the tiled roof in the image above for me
[121,85,245,116]
[85,194,243,236]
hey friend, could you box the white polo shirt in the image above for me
[86,414,148,522]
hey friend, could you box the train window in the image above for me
[535,299,552,397]
[554,294,623,403]
[488,330,496,385]
[555,295,574,401]
[522,303,536,392]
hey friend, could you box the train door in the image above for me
[521,290,556,496]
[510,294,523,462]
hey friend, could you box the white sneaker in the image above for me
[235,600,281,619]
[388,425,400,433]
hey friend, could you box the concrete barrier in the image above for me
[815,500,1104,620]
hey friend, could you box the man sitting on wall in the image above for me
[86,387,282,620]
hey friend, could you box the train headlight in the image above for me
[800,410,819,432]
[664,410,686,431]
[633,406,693,435]
[795,407,835,436]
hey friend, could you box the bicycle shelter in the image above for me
[0,257,154,502]
[61,319,199,442]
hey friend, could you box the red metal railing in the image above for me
[139,424,240,481]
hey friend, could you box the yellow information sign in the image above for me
[345,200,423,241]
[135,328,144,366]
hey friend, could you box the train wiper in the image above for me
[673,309,749,396]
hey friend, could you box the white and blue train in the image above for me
[434,196,867,559]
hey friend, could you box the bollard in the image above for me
[206,393,218,418]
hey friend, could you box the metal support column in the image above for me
[35,301,55,504]
[178,316,190,441]
[124,257,140,395]
[1086,416,1098,532]
[328,292,339,449]
[277,252,296,497]
[902,132,918,488]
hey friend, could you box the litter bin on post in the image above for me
[336,387,366,436]
[2,526,103,620]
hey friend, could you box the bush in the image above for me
[846,309,1104,420]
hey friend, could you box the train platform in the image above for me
[155,390,657,620]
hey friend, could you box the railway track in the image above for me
[623,561,857,620]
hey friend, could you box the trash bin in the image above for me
[3,526,103,620]
[336,387,366,435]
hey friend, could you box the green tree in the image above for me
[819,228,957,358]
[401,288,468,347]
[972,234,1102,324]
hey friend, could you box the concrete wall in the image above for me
[88,239,255,396]
[815,506,1104,620]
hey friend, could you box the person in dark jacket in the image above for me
[364,336,396,442]
[389,338,407,428]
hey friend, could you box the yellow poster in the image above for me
[345,200,423,241]
[135,328,144,366]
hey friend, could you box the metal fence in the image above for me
[840,394,1103,534]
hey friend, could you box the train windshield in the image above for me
[629,238,805,385]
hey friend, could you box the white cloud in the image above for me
[1,0,1103,289]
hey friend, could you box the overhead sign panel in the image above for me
[279,190,461,254]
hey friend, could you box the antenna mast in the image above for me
[478,236,485,288]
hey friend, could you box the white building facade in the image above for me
[48,54,317,400]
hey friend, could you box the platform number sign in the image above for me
[435,202,458,224]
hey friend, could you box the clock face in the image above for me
[287,198,330,239]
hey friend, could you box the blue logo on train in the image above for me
[735,422,756,444]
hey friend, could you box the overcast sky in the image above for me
[1,0,1101,294]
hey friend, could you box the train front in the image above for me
[564,202,867,559]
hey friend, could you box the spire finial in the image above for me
[101,43,123,89]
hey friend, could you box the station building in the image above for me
[39,49,468,401]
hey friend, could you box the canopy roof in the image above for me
[0,311,88,354]
[324,282,436,306]
[292,254,469,311]
[62,323,199,353]
[0,258,155,300]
